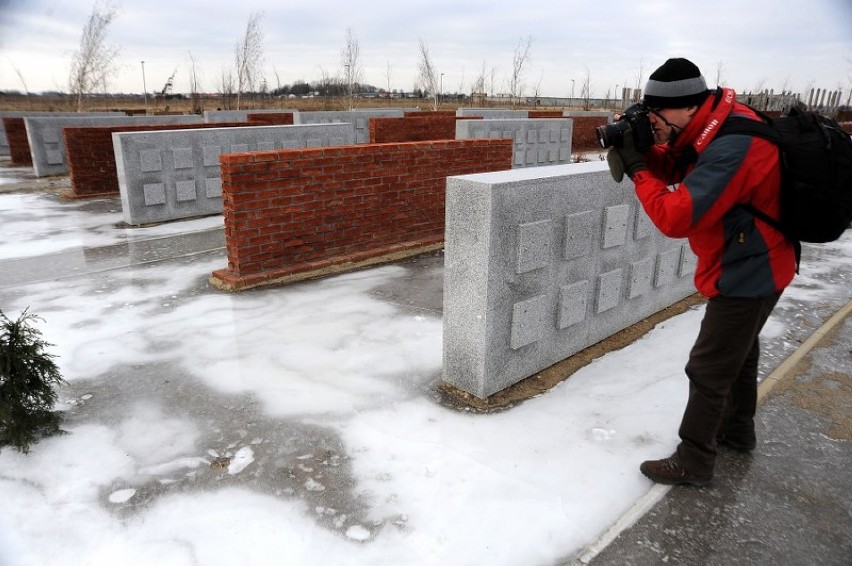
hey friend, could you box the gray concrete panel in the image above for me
[456,109,530,119]
[203,109,298,123]
[296,109,418,143]
[456,119,573,169]
[113,123,356,226]
[443,161,696,398]
[0,111,118,156]
[25,115,203,176]
[563,110,615,124]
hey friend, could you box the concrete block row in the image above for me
[0,111,118,157]
[26,115,203,176]
[456,118,574,168]
[297,109,418,143]
[442,161,696,398]
[113,123,356,225]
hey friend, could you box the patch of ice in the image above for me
[108,489,136,503]
[227,446,254,475]
[345,525,371,541]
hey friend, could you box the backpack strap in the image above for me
[716,115,802,271]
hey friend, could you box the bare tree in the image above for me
[531,70,545,102]
[385,60,392,94]
[341,27,363,110]
[11,63,33,109]
[68,2,120,111]
[235,11,265,110]
[580,66,592,110]
[187,51,203,114]
[633,59,645,101]
[472,61,488,95]
[417,39,440,110]
[508,35,533,107]
[218,68,236,110]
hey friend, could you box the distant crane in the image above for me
[157,69,177,98]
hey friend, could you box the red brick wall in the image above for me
[247,112,295,125]
[571,116,609,152]
[529,110,564,118]
[63,122,249,198]
[369,115,483,143]
[369,115,457,143]
[3,118,32,165]
[211,139,513,290]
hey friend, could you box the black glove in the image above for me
[607,149,625,182]
[614,127,647,179]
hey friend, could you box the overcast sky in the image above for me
[1,0,851,99]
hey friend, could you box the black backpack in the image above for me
[716,108,852,255]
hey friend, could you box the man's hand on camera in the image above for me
[614,127,647,179]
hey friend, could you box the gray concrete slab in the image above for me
[443,162,695,398]
[0,111,118,156]
[296,109,418,143]
[455,118,573,168]
[25,115,203,176]
[112,123,355,225]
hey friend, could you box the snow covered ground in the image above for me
[0,187,850,566]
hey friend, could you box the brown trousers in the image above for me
[676,292,782,473]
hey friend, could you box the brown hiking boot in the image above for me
[639,455,712,486]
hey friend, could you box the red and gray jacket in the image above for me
[633,87,796,298]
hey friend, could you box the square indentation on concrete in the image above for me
[634,207,655,240]
[510,294,548,349]
[525,149,536,164]
[629,258,654,298]
[230,144,249,154]
[282,140,301,149]
[141,150,162,172]
[655,248,680,287]
[527,130,536,143]
[596,268,623,313]
[517,219,553,274]
[46,149,64,165]
[143,183,166,206]
[514,151,525,166]
[557,280,589,329]
[560,129,571,142]
[205,178,222,198]
[257,142,274,151]
[202,145,222,167]
[564,210,595,260]
[602,204,630,249]
[173,148,194,170]
[306,138,322,147]
[175,180,197,202]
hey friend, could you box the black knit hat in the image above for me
[643,58,711,109]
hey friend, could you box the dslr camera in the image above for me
[595,102,656,152]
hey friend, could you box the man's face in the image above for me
[648,106,697,144]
